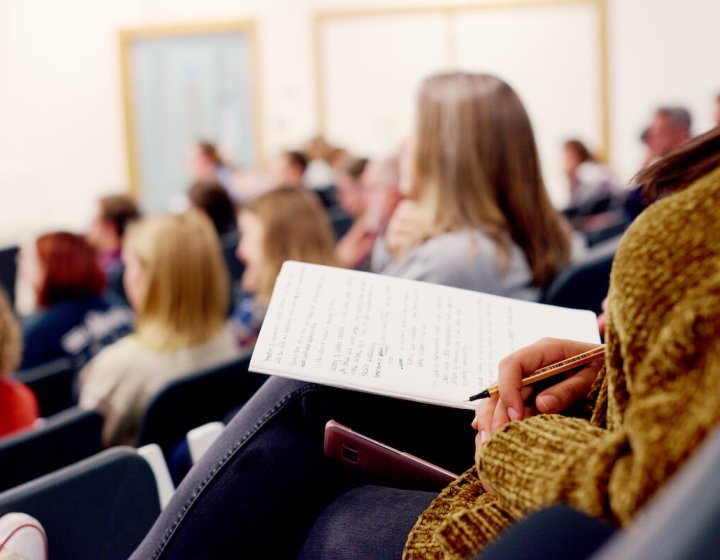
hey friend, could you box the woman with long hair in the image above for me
[232,186,340,349]
[79,212,239,446]
[373,73,572,298]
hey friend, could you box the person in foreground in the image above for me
[130,129,720,559]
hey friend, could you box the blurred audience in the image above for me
[187,180,237,238]
[273,150,308,187]
[0,289,38,437]
[187,141,236,198]
[86,194,139,280]
[79,213,239,446]
[334,156,368,218]
[336,156,400,270]
[625,106,694,221]
[372,72,572,299]
[304,136,344,191]
[563,139,623,212]
[187,180,243,296]
[19,232,132,371]
[641,106,692,168]
[233,186,339,350]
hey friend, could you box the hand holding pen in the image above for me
[472,338,606,449]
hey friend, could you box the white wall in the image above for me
[0,0,718,245]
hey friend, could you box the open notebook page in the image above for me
[250,262,601,410]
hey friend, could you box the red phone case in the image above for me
[324,420,458,491]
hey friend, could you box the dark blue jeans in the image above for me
[130,377,472,559]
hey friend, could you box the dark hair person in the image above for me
[20,232,132,370]
[187,180,237,235]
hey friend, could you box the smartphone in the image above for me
[324,420,458,491]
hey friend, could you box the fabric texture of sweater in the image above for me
[404,165,720,559]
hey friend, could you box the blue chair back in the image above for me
[0,407,103,493]
[15,357,77,416]
[542,253,614,315]
[328,207,354,240]
[137,355,267,455]
[0,447,160,560]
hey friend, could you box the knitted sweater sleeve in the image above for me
[479,298,720,525]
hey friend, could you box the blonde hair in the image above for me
[412,72,571,287]
[243,186,339,303]
[0,289,21,376]
[124,213,229,351]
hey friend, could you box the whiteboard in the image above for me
[320,13,448,158]
[317,3,605,207]
[454,4,601,206]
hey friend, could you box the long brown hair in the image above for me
[242,186,339,303]
[412,72,571,287]
[635,126,720,200]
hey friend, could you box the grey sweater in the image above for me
[371,230,539,301]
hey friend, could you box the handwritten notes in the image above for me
[250,262,601,409]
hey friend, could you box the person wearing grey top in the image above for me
[371,73,571,301]
[371,229,539,301]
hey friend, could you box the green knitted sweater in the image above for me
[404,165,720,559]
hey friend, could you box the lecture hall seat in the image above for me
[136,355,267,457]
[14,357,77,417]
[541,252,615,316]
[0,447,163,560]
[0,407,103,493]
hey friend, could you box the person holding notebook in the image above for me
[130,87,720,560]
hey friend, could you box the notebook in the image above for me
[249,261,601,409]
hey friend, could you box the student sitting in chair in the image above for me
[19,232,133,371]
[371,72,573,299]
[130,109,720,560]
[79,213,239,446]
[232,186,339,351]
